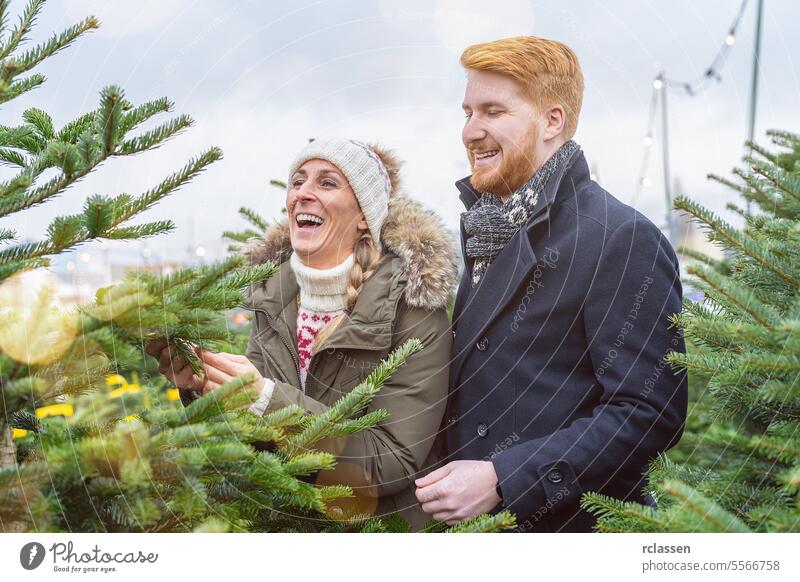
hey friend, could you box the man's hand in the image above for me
[414,460,501,525]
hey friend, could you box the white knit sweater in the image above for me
[249,253,352,415]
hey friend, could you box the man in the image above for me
[415,36,687,532]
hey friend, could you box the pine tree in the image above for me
[0,1,514,533]
[581,129,800,533]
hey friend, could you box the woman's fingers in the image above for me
[172,364,199,389]
[198,350,240,376]
[203,362,233,386]
[144,338,167,357]
[201,379,222,395]
[151,343,255,394]
[225,353,251,365]
[170,350,186,374]
[158,346,187,374]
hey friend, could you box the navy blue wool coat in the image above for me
[445,148,688,532]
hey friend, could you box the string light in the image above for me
[80,252,91,263]
[664,0,749,96]
[195,246,206,258]
[631,83,660,205]
[632,0,749,210]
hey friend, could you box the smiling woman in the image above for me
[150,137,458,530]
[287,158,372,270]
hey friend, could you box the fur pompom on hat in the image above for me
[288,138,400,251]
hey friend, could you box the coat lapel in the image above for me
[451,148,585,384]
[243,262,302,387]
[451,222,538,383]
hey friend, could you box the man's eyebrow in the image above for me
[462,101,507,111]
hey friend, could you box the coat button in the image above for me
[547,469,563,484]
[476,337,489,351]
[447,413,459,425]
[452,329,456,339]
[477,423,488,437]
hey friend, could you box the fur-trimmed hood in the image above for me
[241,195,458,311]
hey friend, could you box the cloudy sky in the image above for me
[3,0,799,266]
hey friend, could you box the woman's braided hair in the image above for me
[311,144,399,354]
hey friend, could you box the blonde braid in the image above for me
[312,231,381,354]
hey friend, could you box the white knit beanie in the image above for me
[287,138,391,251]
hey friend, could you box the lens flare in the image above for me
[0,270,79,365]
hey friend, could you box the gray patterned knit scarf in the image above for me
[462,140,579,285]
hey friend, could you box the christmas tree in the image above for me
[581,129,800,532]
[0,1,513,533]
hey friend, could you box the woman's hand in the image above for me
[196,349,265,395]
[145,338,205,391]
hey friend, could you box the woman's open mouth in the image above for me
[295,212,325,230]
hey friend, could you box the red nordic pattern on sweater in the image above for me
[296,307,339,387]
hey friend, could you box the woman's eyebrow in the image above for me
[318,169,343,178]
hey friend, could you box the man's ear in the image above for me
[543,104,566,141]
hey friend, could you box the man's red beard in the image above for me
[468,127,541,198]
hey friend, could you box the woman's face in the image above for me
[287,158,368,269]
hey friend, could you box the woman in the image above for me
[146,138,457,529]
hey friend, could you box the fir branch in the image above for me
[687,265,782,327]
[444,510,516,533]
[0,146,27,166]
[581,492,667,532]
[118,113,192,155]
[0,0,42,60]
[660,480,752,532]
[238,207,269,232]
[0,72,43,104]
[104,220,175,240]
[118,96,172,134]
[22,106,53,139]
[110,147,222,226]
[750,156,800,207]
[94,85,124,155]
[676,196,800,287]
[1,15,99,83]
[282,339,423,456]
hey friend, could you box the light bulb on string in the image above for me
[643,135,654,147]
[725,32,735,46]
[653,78,664,90]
